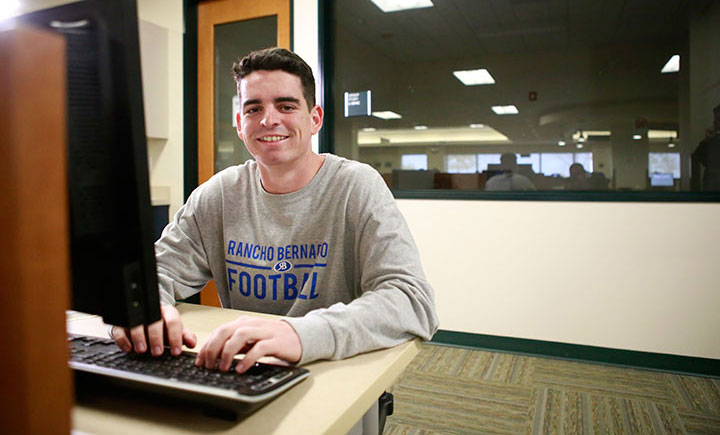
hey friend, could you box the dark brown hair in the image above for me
[232,47,316,110]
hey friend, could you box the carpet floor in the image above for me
[385,343,720,434]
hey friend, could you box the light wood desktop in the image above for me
[67,303,420,434]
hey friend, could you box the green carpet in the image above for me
[385,343,720,434]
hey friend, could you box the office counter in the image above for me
[67,303,419,434]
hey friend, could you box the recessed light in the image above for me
[414,125,428,130]
[491,105,518,115]
[453,69,496,86]
[558,140,566,146]
[469,123,485,129]
[361,128,377,132]
[668,142,676,148]
[648,129,678,139]
[577,144,584,149]
[370,0,434,13]
[372,111,402,120]
[633,134,642,140]
[661,54,680,73]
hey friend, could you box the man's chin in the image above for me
[254,153,291,167]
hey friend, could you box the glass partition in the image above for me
[325,0,720,195]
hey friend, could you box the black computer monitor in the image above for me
[18,0,161,328]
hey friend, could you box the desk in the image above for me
[67,303,420,434]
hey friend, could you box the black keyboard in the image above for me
[68,334,310,416]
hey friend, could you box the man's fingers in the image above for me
[235,340,270,373]
[162,306,183,356]
[129,324,148,353]
[146,319,165,356]
[111,306,195,358]
[111,326,132,353]
[195,328,227,369]
[218,333,255,372]
[196,320,248,369]
[182,328,197,349]
[194,317,302,372]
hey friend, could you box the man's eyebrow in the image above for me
[242,98,261,108]
[241,97,301,108]
[274,97,301,105]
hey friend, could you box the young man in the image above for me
[111,48,439,373]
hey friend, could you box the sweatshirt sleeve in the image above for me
[154,186,214,306]
[285,171,440,365]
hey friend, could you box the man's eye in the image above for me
[245,107,259,114]
[281,105,296,111]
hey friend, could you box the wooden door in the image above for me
[197,0,291,306]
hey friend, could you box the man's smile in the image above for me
[257,135,289,143]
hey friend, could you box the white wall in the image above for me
[137,0,184,218]
[398,199,720,360]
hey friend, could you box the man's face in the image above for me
[570,165,584,178]
[236,70,322,169]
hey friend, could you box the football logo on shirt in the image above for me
[273,260,293,272]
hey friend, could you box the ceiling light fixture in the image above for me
[633,134,642,140]
[453,69,496,86]
[372,111,402,120]
[648,129,678,139]
[370,0,434,13]
[558,140,566,146]
[491,105,518,115]
[661,54,680,73]
[413,125,428,130]
[469,123,485,129]
[361,127,377,132]
[573,130,610,140]
[577,144,584,149]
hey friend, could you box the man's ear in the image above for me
[310,105,324,135]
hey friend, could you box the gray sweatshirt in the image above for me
[155,154,439,365]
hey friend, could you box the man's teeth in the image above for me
[259,136,287,142]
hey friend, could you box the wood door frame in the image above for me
[196,0,291,306]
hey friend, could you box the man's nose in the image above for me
[261,107,280,127]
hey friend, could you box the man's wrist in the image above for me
[283,315,335,365]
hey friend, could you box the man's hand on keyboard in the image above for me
[194,316,302,374]
[110,305,197,357]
